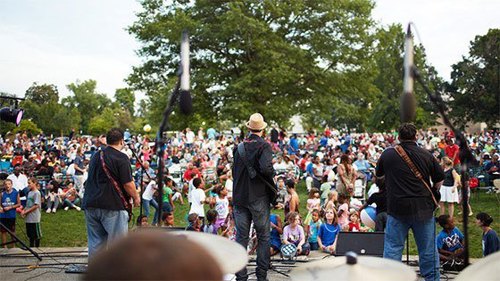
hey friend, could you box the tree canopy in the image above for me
[128,0,380,130]
[449,28,500,129]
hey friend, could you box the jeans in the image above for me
[234,197,270,281]
[84,208,129,259]
[63,198,80,208]
[46,196,60,210]
[142,198,159,225]
[384,215,440,281]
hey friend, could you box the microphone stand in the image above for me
[156,79,181,226]
[127,142,153,220]
[412,66,477,268]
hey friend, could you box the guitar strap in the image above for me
[394,145,439,207]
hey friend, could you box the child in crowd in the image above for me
[320,175,331,207]
[436,215,464,262]
[323,190,337,211]
[0,179,21,248]
[318,208,340,254]
[337,193,349,229]
[162,212,175,228]
[136,215,149,227]
[275,177,287,209]
[282,212,310,256]
[189,178,207,222]
[475,212,500,256]
[308,209,322,250]
[21,177,42,247]
[203,209,218,235]
[45,180,61,213]
[186,213,201,232]
[304,188,321,234]
[270,213,283,256]
[162,178,175,213]
[210,185,229,230]
[62,184,81,211]
[171,181,184,205]
[347,211,367,232]
[221,202,235,240]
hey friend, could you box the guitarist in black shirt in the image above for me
[83,128,140,259]
[232,113,276,281]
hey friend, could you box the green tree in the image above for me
[63,80,112,133]
[88,108,116,135]
[12,120,41,135]
[128,0,376,130]
[25,83,59,104]
[115,88,135,116]
[449,29,500,128]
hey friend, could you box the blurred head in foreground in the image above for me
[84,230,222,281]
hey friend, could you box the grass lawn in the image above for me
[9,183,499,258]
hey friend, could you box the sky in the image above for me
[0,0,499,101]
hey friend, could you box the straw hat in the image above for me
[245,113,267,131]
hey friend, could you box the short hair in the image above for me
[206,209,218,223]
[398,123,417,141]
[84,231,222,281]
[285,179,295,189]
[106,128,124,145]
[193,178,202,188]
[476,212,493,227]
[437,214,450,228]
[161,212,173,222]
[187,213,199,224]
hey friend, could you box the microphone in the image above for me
[401,23,416,123]
[179,30,192,115]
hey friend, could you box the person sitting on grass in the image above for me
[269,213,283,256]
[61,183,81,211]
[436,215,464,263]
[162,212,175,228]
[475,212,500,256]
[136,215,149,228]
[0,179,21,248]
[282,212,310,256]
[44,180,61,213]
[203,209,219,235]
[317,208,340,254]
[186,213,201,232]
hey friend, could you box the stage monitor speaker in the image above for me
[335,231,385,257]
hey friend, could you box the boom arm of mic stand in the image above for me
[156,79,181,226]
[412,66,477,268]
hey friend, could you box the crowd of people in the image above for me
[0,126,498,263]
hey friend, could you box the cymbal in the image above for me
[169,231,248,274]
[291,252,416,281]
[456,251,500,281]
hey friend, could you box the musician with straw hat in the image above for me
[232,113,276,281]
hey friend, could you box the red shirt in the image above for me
[183,167,202,181]
[348,222,361,232]
[445,144,460,165]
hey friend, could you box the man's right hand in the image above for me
[132,196,140,208]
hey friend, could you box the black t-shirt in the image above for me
[82,146,133,211]
[366,191,387,214]
[376,142,444,221]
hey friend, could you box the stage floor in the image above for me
[0,248,463,281]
